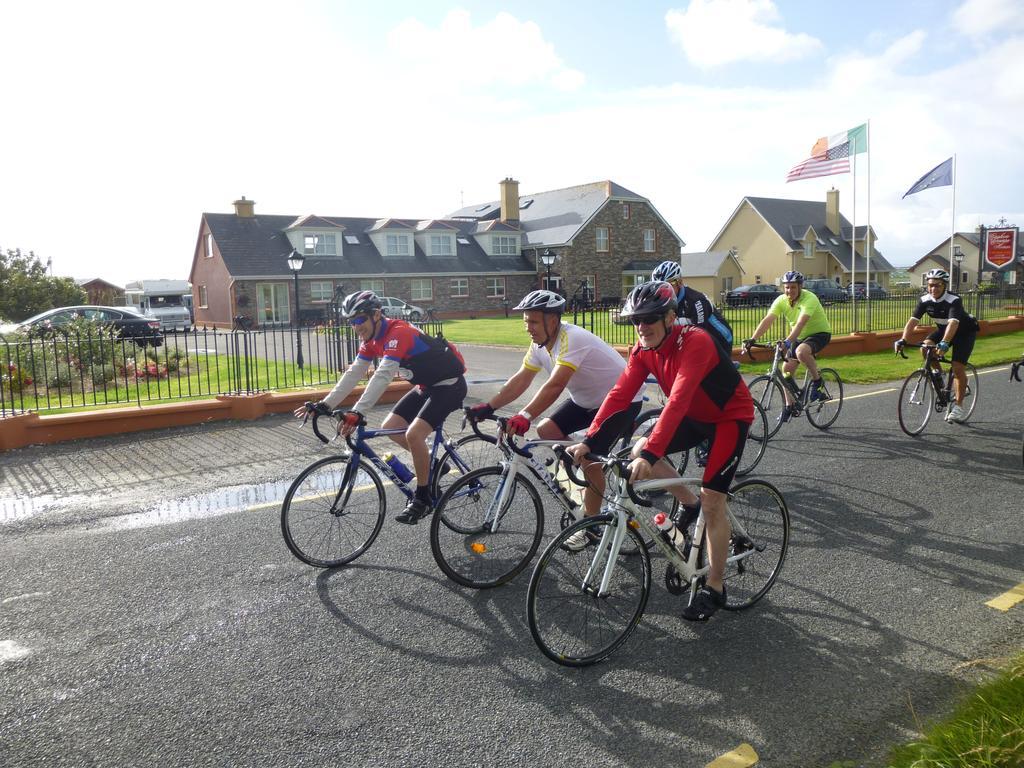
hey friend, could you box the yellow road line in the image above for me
[706,743,758,768]
[985,583,1024,612]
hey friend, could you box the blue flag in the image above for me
[903,157,953,198]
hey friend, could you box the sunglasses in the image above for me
[630,314,665,326]
[349,315,370,326]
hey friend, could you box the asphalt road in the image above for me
[1,348,1022,767]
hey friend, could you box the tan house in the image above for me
[708,190,893,289]
[909,230,1023,290]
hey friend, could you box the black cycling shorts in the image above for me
[391,377,467,429]
[796,332,831,356]
[927,327,976,365]
[554,400,641,454]
[659,418,749,494]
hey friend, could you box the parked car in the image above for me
[803,279,849,304]
[379,296,426,321]
[0,305,164,346]
[846,281,889,299]
[724,284,781,307]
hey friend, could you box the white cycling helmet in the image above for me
[513,289,566,314]
[340,290,382,318]
[924,268,950,283]
[652,260,682,283]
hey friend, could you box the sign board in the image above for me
[984,227,1018,269]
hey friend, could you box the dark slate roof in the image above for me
[448,180,683,248]
[204,213,534,278]
[745,197,894,273]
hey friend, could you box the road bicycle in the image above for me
[280,403,496,568]
[525,449,790,667]
[743,341,844,439]
[895,343,979,436]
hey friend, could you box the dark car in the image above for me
[846,281,889,299]
[804,279,849,305]
[724,284,781,307]
[3,305,164,346]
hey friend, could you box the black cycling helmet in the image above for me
[340,290,382,318]
[782,270,805,284]
[651,260,682,283]
[513,289,566,314]
[620,281,677,318]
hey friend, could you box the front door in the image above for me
[257,283,291,325]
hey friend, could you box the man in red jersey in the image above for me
[567,281,754,621]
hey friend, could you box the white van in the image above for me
[125,280,193,331]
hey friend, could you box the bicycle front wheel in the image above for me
[805,368,843,430]
[431,434,499,498]
[629,408,688,499]
[281,456,386,568]
[958,363,979,421]
[898,370,934,436]
[748,375,787,439]
[704,479,789,610]
[736,400,769,476]
[527,515,651,667]
[430,467,544,589]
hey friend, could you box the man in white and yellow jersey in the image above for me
[466,289,643,548]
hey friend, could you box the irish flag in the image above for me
[787,124,868,182]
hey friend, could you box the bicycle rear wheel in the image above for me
[898,370,934,436]
[431,434,499,498]
[703,479,789,610]
[805,368,843,430]
[958,363,979,421]
[748,375,787,439]
[736,401,769,476]
[430,467,544,589]
[527,515,651,667]
[281,456,386,568]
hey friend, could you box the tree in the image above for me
[0,248,86,322]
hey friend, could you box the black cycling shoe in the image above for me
[395,498,432,525]
[682,584,727,622]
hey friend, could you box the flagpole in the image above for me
[866,119,872,328]
[851,149,857,331]
[949,153,957,281]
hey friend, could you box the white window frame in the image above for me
[199,285,208,308]
[486,277,506,298]
[595,227,609,253]
[492,235,518,256]
[360,279,384,293]
[386,234,410,257]
[622,274,646,294]
[411,278,433,301]
[803,242,814,259]
[430,234,453,256]
[543,275,562,292]
[643,228,656,253]
[205,233,214,259]
[451,277,469,297]
[309,281,333,302]
[622,203,630,220]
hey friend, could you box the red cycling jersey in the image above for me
[585,325,753,459]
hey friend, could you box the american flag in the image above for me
[786,141,851,182]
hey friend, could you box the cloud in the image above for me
[386,9,584,92]
[952,0,1024,40]
[665,0,822,69]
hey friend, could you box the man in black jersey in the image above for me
[895,268,978,423]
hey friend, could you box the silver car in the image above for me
[379,296,425,321]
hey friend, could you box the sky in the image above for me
[1,0,1022,285]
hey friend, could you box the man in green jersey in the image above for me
[742,270,832,414]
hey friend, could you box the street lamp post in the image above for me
[953,245,964,293]
[287,248,305,370]
[540,249,556,291]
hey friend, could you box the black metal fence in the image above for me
[1,316,445,417]
[570,287,1024,347]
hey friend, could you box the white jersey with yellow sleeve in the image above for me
[522,322,643,410]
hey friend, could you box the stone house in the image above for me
[708,189,894,289]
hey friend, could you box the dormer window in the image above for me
[387,233,411,257]
[804,241,814,259]
[492,235,518,256]
[303,233,337,256]
[430,234,453,256]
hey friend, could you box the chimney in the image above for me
[499,178,520,224]
[825,188,839,235]
[233,196,255,218]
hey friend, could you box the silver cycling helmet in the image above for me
[924,268,950,283]
[651,260,682,283]
[340,290,382,318]
[513,289,566,314]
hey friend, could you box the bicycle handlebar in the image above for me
[464,408,534,458]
